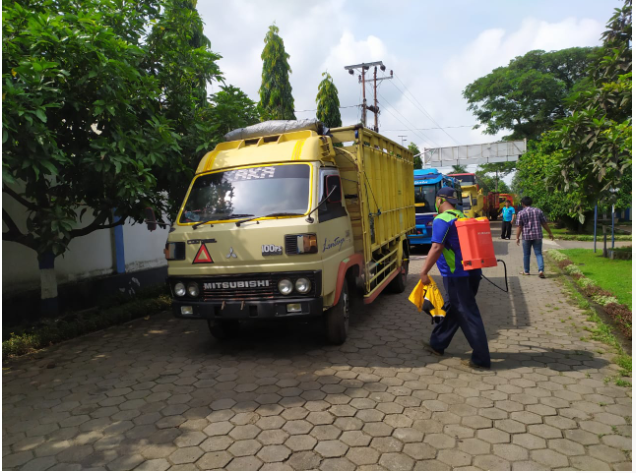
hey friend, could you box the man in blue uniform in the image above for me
[419,187,491,369]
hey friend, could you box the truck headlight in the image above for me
[174,282,186,297]
[295,278,311,294]
[278,279,293,295]
[187,282,199,297]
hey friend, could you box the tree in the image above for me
[145,0,223,215]
[451,165,468,174]
[259,24,296,120]
[315,72,342,128]
[475,162,515,193]
[2,0,222,315]
[464,47,597,140]
[475,171,511,195]
[408,142,423,169]
[549,0,632,218]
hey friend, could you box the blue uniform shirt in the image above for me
[431,210,470,277]
[501,206,515,222]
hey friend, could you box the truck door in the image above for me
[318,169,354,297]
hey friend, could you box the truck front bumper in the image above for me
[173,297,323,320]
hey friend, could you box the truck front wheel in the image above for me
[208,320,240,341]
[326,280,350,345]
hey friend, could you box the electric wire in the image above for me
[391,75,461,145]
[294,105,360,113]
[383,125,474,132]
[376,89,441,147]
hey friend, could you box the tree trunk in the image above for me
[38,250,58,317]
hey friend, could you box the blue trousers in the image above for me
[430,271,491,368]
[522,239,544,273]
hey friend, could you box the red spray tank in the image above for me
[455,217,497,270]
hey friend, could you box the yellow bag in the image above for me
[408,278,447,324]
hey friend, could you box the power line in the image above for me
[383,125,475,132]
[376,90,441,147]
[391,75,461,145]
[294,105,360,113]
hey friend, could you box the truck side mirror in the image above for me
[144,207,157,232]
[326,175,342,204]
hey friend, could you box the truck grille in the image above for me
[195,273,319,301]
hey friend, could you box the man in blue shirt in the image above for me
[419,187,491,369]
[498,200,516,240]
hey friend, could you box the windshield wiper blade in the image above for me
[236,212,301,227]
[192,214,254,230]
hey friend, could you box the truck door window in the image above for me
[319,172,347,222]
[179,164,310,224]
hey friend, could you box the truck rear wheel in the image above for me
[326,280,350,345]
[388,257,409,293]
[208,320,240,341]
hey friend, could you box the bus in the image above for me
[408,168,463,245]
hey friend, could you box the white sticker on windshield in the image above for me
[226,167,276,182]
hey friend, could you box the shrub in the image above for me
[577,278,595,288]
[3,294,171,358]
[593,295,620,306]
[564,264,584,277]
[547,250,568,262]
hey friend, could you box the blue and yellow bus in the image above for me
[408,168,463,245]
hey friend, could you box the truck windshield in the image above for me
[454,175,476,186]
[414,184,437,213]
[180,164,310,224]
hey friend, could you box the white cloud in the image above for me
[196,2,606,158]
[443,17,604,92]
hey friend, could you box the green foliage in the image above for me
[450,165,468,174]
[408,142,422,169]
[1,0,231,257]
[144,0,223,212]
[316,72,342,128]
[259,24,296,120]
[512,139,589,224]
[560,248,633,309]
[548,1,632,218]
[464,47,597,140]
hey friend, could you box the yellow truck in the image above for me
[165,121,415,344]
[461,184,484,218]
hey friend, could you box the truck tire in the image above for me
[326,280,350,345]
[208,320,240,341]
[388,258,409,293]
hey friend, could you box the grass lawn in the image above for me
[560,249,632,309]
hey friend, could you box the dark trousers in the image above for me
[501,221,512,239]
[430,271,491,368]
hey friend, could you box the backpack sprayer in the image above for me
[455,216,508,293]
[409,215,508,324]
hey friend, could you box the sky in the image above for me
[197,0,617,176]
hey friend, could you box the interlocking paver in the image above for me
[2,231,632,471]
[379,452,415,470]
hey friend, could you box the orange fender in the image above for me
[332,253,365,306]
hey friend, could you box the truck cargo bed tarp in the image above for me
[224,119,326,142]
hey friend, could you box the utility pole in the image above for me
[345,61,393,131]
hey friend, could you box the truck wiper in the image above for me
[192,214,253,230]
[236,212,301,227]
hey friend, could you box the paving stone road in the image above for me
[3,225,632,471]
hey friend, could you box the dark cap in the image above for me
[436,187,459,205]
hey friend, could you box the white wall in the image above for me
[2,194,169,293]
